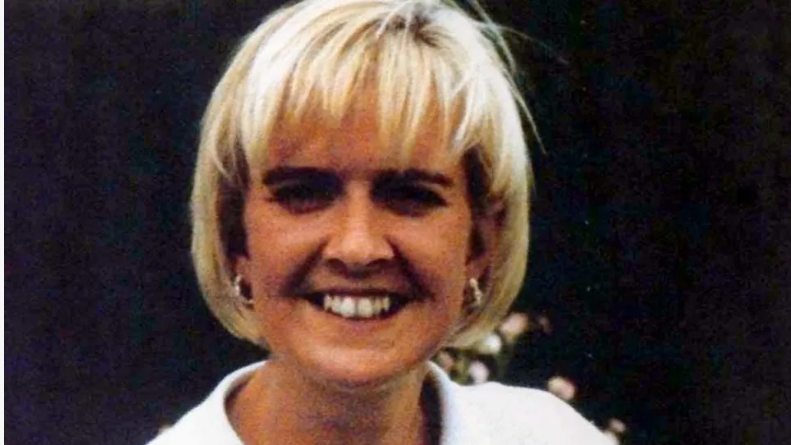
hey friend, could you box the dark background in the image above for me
[5,1,790,444]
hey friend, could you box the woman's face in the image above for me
[234,107,493,389]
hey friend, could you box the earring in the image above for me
[465,278,483,310]
[232,274,253,307]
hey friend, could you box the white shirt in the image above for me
[149,361,610,445]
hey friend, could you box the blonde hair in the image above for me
[191,0,535,348]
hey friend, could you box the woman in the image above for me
[153,1,608,444]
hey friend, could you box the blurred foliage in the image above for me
[436,312,630,444]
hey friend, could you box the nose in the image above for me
[323,190,395,275]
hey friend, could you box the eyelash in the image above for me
[376,184,447,215]
[267,183,447,215]
[268,183,336,214]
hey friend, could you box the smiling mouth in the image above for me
[302,294,410,320]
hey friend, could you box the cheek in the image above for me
[242,219,313,298]
[392,219,472,297]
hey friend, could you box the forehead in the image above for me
[264,106,462,174]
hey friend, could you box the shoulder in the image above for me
[146,404,221,445]
[144,363,263,445]
[429,364,610,445]
[466,383,608,444]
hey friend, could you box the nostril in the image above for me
[324,256,391,277]
[323,232,395,270]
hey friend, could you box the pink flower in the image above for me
[547,375,576,401]
[607,418,627,434]
[473,333,503,355]
[468,361,490,384]
[498,312,529,344]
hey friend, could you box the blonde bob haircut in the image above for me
[192,0,535,348]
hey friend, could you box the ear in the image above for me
[466,206,503,280]
[233,252,252,282]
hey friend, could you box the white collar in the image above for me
[426,361,493,445]
[206,361,493,445]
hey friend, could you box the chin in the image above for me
[305,349,431,393]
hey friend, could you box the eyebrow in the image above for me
[262,167,334,185]
[377,168,454,188]
[262,167,454,187]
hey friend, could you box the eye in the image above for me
[375,183,447,216]
[268,182,338,214]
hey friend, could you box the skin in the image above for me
[229,101,497,445]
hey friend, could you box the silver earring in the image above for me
[466,278,483,309]
[233,274,253,307]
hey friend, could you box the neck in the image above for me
[227,359,437,445]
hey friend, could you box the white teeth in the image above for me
[372,298,382,315]
[340,297,355,318]
[382,296,391,312]
[357,298,374,318]
[321,295,396,319]
[331,296,342,313]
